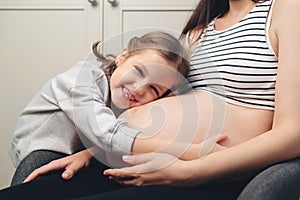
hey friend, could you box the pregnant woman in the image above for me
[0,0,299,199]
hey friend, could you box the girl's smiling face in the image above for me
[110,49,179,109]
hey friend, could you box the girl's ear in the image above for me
[115,48,128,66]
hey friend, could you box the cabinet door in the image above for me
[102,0,199,55]
[0,0,101,188]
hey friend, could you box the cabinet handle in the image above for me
[88,0,97,6]
[107,0,118,7]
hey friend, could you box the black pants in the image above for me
[1,151,250,200]
[10,150,68,186]
[1,164,249,200]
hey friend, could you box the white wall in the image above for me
[0,0,101,189]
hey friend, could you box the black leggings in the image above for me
[1,164,249,200]
[2,150,250,200]
[10,150,67,186]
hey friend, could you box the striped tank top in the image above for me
[187,0,277,110]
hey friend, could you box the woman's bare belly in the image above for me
[121,90,274,148]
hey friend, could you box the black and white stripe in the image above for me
[187,0,277,110]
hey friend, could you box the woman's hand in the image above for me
[103,134,228,187]
[23,148,94,183]
[103,152,198,187]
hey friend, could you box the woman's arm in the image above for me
[104,0,300,186]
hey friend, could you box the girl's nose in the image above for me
[133,85,146,96]
[133,81,147,96]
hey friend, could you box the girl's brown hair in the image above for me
[181,0,266,41]
[92,31,190,82]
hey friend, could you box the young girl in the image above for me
[3,0,299,199]
[9,31,190,185]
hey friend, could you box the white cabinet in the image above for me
[102,0,198,54]
[0,0,102,189]
[0,0,198,189]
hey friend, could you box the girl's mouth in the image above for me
[122,86,137,102]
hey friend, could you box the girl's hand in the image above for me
[23,149,93,183]
[103,152,197,187]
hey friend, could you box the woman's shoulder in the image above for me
[271,0,300,22]
[270,0,300,36]
[183,27,203,52]
[273,0,300,7]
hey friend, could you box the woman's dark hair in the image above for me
[92,31,190,81]
[181,0,266,41]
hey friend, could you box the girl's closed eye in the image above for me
[150,85,159,96]
[134,65,145,77]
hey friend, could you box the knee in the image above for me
[237,157,300,200]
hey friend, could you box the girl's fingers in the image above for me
[61,162,84,180]
[61,168,74,180]
[23,161,66,183]
[23,170,41,183]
